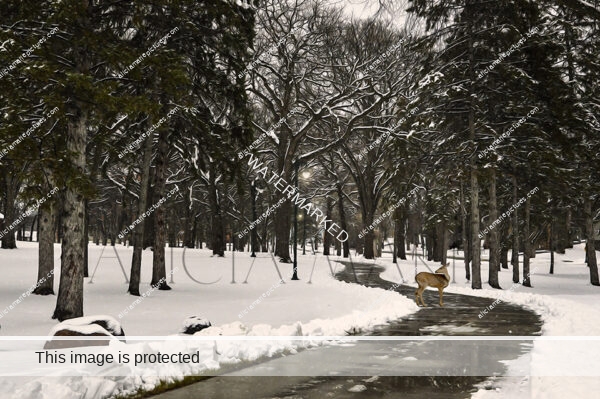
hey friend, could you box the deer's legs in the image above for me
[415,286,427,307]
[438,288,444,307]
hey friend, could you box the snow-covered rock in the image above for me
[348,384,367,392]
[181,316,212,335]
[44,315,125,349]
[44,324,114,350]
[50,315,125,338]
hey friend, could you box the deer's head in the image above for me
[435,264,448,274]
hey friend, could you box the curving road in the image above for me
[151,261,542,399]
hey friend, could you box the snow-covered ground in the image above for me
[1,241,598,398]
[0,242,418,398]
[378,242,600,399]
[0,242,420,336]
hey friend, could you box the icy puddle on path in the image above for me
[151,261,541,399]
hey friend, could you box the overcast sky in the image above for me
[326,0,408,26]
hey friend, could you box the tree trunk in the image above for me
[584,197,599,285]
[94,223,100,245]
[406,213,415,250]
[182,181,195,248]
[500,244,509,269]
[274,158,293,262]
[394,205,407,260]
[398,228,407,259]
[29,215,36,242]
[208,162,225,257]
[565,208,573,249]
[1,177,18,249]
[183,208,195,248]
[461,182,470,280]
[33,203,56,295]
[260,220,268,252]
[392,226,397,264]
[151,126,172,290]
[441,221,448,265]
[83,199,89,278]
[128,127,153,296]
[488,168,500,288]
[274,200,292,262]
[102,226,108,246]
[363,209,375,259]
[323,197,333,256]
[116,199,126,245]
[55,199,63,243]
[192,218,197,248]
[522,197,532,287]
[553,210,567,254]
[500,221,509,269]
[363,228,375,259]
[434,221,446,263]
[374,230,382,257]
[83,146,101,277]
[143,180,155,249]
[549,222,554,274]
[169,233,177,248]
[500,223,510,269]
[426,230,434,261]
[469,129,481,289]
[467,8,481,289]
[511,175,520,284]
[336,183,349,258]
[250,184,259,255]
[53,114,87,321]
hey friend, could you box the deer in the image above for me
[415,264,450,307]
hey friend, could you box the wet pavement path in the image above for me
[151,261,542,399]
[336,261,542,337]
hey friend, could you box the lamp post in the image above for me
[302,208,307,255]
